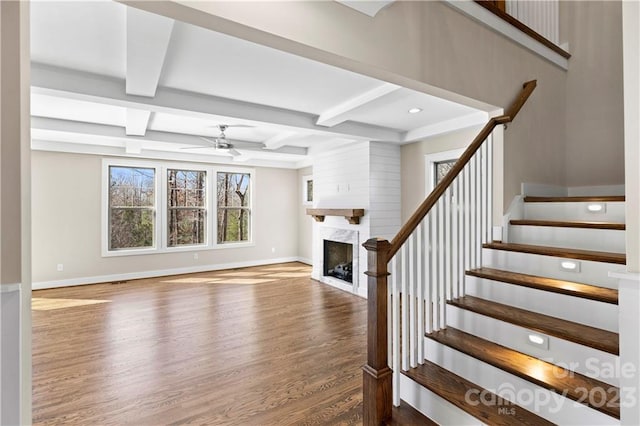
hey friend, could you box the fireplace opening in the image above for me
[323,240,353,283]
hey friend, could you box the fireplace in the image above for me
[323,240,353,283]
[316,227,359,294]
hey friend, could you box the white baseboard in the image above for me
[32,257,302,290]
[296,257,313,265]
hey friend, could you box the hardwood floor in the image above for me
[32,263,369,425]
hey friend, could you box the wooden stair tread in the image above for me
[483,241,626,265]
[403,360,555,425]
[466,267,618,304]
[386,401,437,425]
[524,196,625,203]
[427,328,620,419]
[448,295,619,355]
[510,219,625,230]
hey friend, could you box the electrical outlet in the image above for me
[271,247,276,253]
[193,253,199,260]
[57,264,64,272]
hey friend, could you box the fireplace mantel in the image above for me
[306,208,365,225]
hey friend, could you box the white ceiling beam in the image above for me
[125,108,151,136]
[316,82,401,127]
[401,111,488,143]
[335,1,396,17]
[262,131,297,150]
[31,64,403,143]
[126,8,174,97]
[31,116,308,157]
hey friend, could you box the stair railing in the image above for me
[362,80,537,425]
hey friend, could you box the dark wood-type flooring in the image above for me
[32,263,372,425]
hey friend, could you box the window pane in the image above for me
[306,179,313,202]
[217,208,250,243]
[110,208,154,250]
[109,166,155,251]
[217,172,250,208]
[168,209,206,246]
[167,169,207,247]
[435,160,457,185]
[109,166,155,207]
[167,169,206,207]
[217,172,251,244]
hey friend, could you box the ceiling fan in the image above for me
[181,124,246,157]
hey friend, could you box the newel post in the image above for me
[362,238,392,425]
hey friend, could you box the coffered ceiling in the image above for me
[30,1,487,168]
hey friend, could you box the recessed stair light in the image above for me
[560,260,580,272]
[408,107,422,114]
[586,203,606,213]
[527,333,549,349]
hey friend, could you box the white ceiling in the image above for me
[30,1,486,168]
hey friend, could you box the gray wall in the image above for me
[32,151,299,284]
[563,1,624,187]
[297,166,313,263]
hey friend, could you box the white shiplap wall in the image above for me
[311,141,401,298]
[369,142,401,240]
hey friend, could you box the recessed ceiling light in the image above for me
[408,107,422,114]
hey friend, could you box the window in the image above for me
[108,166,156,250]
[434,159,457,186]
[167,169,206,247]
[103,160,254,256]
[217,172,251,243]
[302,174,313,205]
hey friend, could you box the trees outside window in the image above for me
[109,166,155,250]
[167,169,206,247]
[217,172,251,243]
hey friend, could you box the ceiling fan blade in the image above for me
[228,148,242,157]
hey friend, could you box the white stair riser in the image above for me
[424,339,620,425]
[465,276,618,332]
[446,305,620,387]
[524,202,625,223]
[508,226,625,253]
[482,248,624,288]
[399,374,482,425]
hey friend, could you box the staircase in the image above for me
[361,80,629,426]
[401,195,626,425]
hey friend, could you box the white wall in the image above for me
[369,142,401,240]
[31,151,300,286]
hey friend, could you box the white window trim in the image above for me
[425,148,465,195]
[302,174,313,206]
[102,159,255,257]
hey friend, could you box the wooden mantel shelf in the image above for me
[306,208,365,225]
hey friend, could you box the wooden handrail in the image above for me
[386,80,537,260]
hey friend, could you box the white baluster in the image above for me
[426,213,434,334]
[391,255,400,406]
[430,206,439,330]
[488,135,494,243]
[416,221,424,363]
[409,232,416,368]
[463,165,471,294]
[401,244,408,372]
[437,198,445,328]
